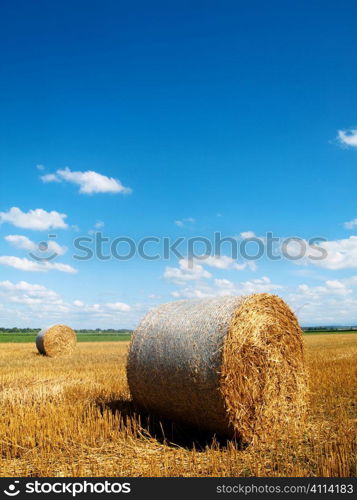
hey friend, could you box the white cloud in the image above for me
[237,276,283,294]
[171,276,282,299]
[5,235,66,256]
[0,207,68,230]
[296,276,357,299]
[306,236,357,270]
[164,258,212,284]
[73,300,84,307]
[240,231,256,239]
[214,278,235,289]
[0,280,132,324]
[41,239,67,257]
[0,280,60,297]
[203,255,243,270]
[0,256,77,273]
[36,164,45,171]
[169,272,357,325]
[174,217,195,228]
[287,276,357,324]
[88,220,105,235]
[344,218,357,230]
[337,129,357,147]
[0,280,63,307]
[106,302,131,312]
[297,282,349,298]
[201,254,255,271]
[41,173,61,183]
[41,167,132,195]
[5,235,36,251]
[164,252,258,291]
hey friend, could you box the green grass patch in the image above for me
[1,330,356,343]
[303,330,357,335]
[0,332,132,343]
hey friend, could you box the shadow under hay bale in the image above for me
[127,293,307,445]
[36,324,77,357]
[97,396,238,450]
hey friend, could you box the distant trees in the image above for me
[0,327,133,334]
[0,327,40,333]
[1,326,356,334]
[303,326,357,331]
[75,329,132,334]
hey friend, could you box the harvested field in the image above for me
[0,335,356,477]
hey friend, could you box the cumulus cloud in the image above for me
[71,302,132,314]
[240,231,256,239]
[296,276,357,299]
[0,256,77,273]
[344,218,357,230]
[169,271,357,325]
[41,173,61,183]
[305,236,357,270]
[164,258,212,284]
[287,276,357,324]
[171,276,282,299]
[164,252,257,290]
[0,280,132,323]
[5,235,37,251]
[337,129,357,147]
[0,207,68,230]
[201,255,255,271]
[5,235,66,256]
[41,167,132,195]
[0,280,61,300]
[106,302,131,312]
[297,281,351,298]
[214,278,236,289]
[236,276,283,294]
[73,300,84,307]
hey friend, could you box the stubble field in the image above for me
[0,334,356,477]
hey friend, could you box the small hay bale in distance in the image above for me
[127,293,307,443]
[36,324,77,357]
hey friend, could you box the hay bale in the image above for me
[36,324,77,357]
[127,293,306,442]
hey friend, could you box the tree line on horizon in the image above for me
[0,326,356,335]
[0,327,133,334]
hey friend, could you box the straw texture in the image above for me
[127,293,306,442]
[36,324,77,357]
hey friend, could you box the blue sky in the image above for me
[0,0,356,328]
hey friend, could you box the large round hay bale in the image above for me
[36,324,77,357]
[127,293,306,442]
